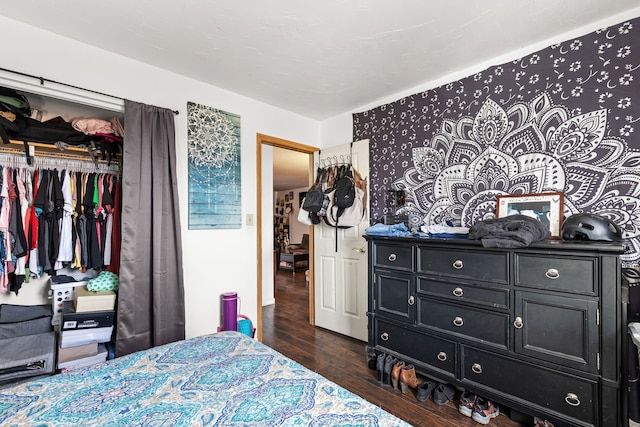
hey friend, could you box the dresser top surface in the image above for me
[364,234,626,254]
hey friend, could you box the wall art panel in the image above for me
[187,102,241,229]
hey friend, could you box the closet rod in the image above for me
[0,145,119,166]
[0,67,179,115]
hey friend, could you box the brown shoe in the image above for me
[391,360,405,389]
[399,364,421,394]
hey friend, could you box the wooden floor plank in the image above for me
[262,270,528,427]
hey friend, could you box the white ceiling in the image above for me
[1,1,638,121]
[3,1,638,191]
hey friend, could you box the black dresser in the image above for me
[366,235,626,427]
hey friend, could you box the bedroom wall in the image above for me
[0,15,320,339]
[321,7,640,273]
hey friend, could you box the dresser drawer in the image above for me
[418,247,508,283]
[515,253,597,295]
[373,242,414,271]
[461,345,597,425]
[417,278,509,310]
[418,298,509,348]
[375,319,456,378]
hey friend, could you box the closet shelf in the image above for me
[1,139,121,165]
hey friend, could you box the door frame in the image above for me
[256,133,318,341]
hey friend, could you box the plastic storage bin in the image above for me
[49,281,88,326]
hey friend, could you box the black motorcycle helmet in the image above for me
[561,213,622,242]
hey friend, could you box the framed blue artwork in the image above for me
[187,102,241,229]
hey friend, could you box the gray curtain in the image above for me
[116,100,185,357]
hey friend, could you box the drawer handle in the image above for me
[565,393,580,407]
[545,268,559,280]
[388,254,397,262]
[453,317,464,327]
[408,296,415,305]
[471,363,483,374]
[381,332,389,341]
[437,351,447,361]
[453,260,464,269]
[514,317,524,329]
[453,287,464,297]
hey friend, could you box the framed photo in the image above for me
[495,192,564,238]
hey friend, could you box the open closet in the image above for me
[0,78,126,381]
[0,79,124,305]
[0,68,184,382]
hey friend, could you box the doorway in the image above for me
[255,133,318,341]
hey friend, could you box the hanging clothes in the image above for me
[106,177,121,275]
[0,156,120,295]
[83,172,103,270]
[57,170,74,263]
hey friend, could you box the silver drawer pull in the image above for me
[514,317,524,329]
[565,393,580,406]
[388,254,397,262]
[408,296,415,305]
[381,332,389,341]
[437,352,447,361]
[453,260,464,269]
[545,268,559,279]
[453,317,464,327]
[471,363,483,374]
[452,287,464,297]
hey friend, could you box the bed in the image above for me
[1,331,410,426]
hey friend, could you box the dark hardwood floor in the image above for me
[262,270,528,427]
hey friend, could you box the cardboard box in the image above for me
[57,342,99,363]
[58,344,107,371]
[62,301,115,330]
[74,286,116,313]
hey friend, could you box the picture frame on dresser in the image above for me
[495,192,564,238]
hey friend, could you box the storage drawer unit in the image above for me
[418,246,509,283]
[366,236,625,427]
[461,345,598,426]
[515,253,598,295]
[373,242,414,271]
[375,319,456,379]
[417,277,510,309]
[418,298,509,349]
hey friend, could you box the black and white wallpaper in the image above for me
[354,17,640,270]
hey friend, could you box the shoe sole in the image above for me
[458,406,473,417]
[472,408,500,425]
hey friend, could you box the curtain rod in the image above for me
[0,67,179,115]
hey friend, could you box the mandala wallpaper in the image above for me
[353,17,640,272]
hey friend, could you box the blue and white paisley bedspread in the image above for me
[1,331,410,426]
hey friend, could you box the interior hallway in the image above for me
[262,270,526,427]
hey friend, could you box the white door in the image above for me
[314,139,369,341]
